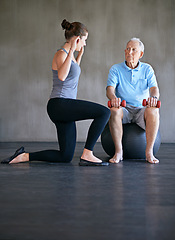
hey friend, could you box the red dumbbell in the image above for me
[142,99,161,108]
[108,100,126,108]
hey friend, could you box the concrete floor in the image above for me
[0,142,175,240]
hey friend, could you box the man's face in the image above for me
[125,41,143,66]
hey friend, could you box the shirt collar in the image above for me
[124,61,141,71]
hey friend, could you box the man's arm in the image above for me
[149,86,160,99]
[106,86,116,100]
[106,86,121,108]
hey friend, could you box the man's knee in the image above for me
[110,107,123,119]
[144,107,159,120]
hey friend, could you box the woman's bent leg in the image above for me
[47,98,110,151]
[29,121,76,163]
[11,98,109,164]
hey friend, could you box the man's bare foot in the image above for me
[9,153,29,164]
[109,152,123,163]
[146,152,159,164]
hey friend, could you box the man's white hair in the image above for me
[128,37,144,52]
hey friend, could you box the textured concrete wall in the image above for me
[0,0,175,142]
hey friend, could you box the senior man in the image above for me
[106,38,160,164]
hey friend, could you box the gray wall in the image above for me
[0,0,175,143]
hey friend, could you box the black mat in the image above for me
[0,142,175,240]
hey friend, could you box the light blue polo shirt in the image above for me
[107,61,158,107]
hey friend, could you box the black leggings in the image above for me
[29,98,110,162]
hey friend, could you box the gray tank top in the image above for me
[50,48,81,99]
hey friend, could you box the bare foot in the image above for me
[9,153,29,164]
[81,149,102,163]
[109,152,123,164]
[146,152,159,164]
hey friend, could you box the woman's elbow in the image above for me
[57,74,65,81]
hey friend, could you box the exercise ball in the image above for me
[101,123,161,159]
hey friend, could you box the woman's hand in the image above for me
[79,46,84,56]
[76,46,85,65]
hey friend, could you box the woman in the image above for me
[1,19,110,166]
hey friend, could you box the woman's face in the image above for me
[76,32,88,51]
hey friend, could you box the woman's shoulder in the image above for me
[52,49,67,70]
[54,48,68,61]
[55,48,67,57]
[56,48,68,56]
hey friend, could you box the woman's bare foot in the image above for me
[9,153,29,164]
[146,151,159,164]
[109,152,123,163]
[81,149,102,163]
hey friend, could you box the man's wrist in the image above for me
[111,96,117,99]
[151,96,158,99]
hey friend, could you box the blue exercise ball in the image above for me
[101,123,161,159]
